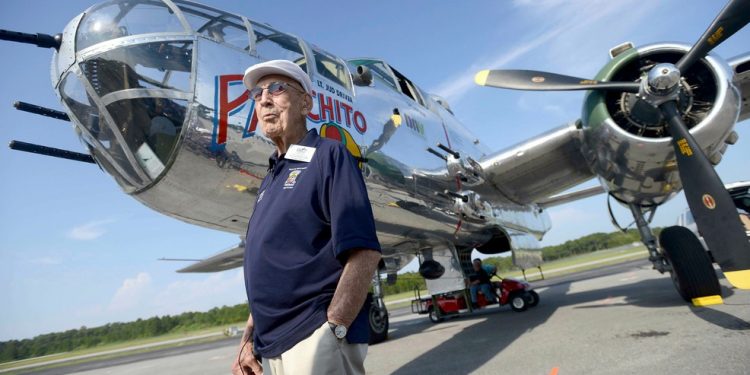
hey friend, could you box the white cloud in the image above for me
[104,270,245,317]
[68,219,115,240]
[108,272,152,312]
[151,270,245,316]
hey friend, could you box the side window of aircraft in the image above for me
[173,1,250,51]
[347,59,398,91]
[389,65,425,107]
[310,46,351,90]
[250,22,307,73]
[76,0,185,52]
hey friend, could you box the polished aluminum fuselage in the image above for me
[50,1,744,275]
[52,0,557,273]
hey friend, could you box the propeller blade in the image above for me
[676,0,750,72]
[475,69,640,92]
[661,101,750,289]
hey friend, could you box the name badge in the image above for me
[286,144,316,162]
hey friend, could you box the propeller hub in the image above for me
[647,63,681,92]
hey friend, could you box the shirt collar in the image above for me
[268,128,319,170]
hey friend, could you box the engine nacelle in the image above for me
[581,43,741,207]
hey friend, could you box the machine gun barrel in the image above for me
[14,101,70,121]
[0,29,61,49]
[9,140,95,164]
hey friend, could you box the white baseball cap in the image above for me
[242,59,313,95]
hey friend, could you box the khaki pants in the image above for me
[262,322,367,375]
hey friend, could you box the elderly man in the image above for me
[231,60,381,375]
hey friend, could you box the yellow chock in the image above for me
[724,269,750,289]
[691,295,723,307]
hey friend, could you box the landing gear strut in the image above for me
[628,204,668,273]
[368,272,389,344]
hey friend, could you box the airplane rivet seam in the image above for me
[99,89,193,107]
[76,33,195,61]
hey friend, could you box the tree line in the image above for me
[0,304,248,363]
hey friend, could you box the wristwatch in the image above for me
[328,322,347,339]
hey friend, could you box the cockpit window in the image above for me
[250,22,307,72]
[347,59,398,91]
[172,1,250,51]
[76,0,185,52]
[59,71,145,187]
[389,65,425,106]
[80,41,192,98]
[106,98,188,179]
[310,46,351,90]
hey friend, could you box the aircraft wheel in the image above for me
[510,293,528,312]
[526,290,539,307]
[428,306,443,323]
[368,301,389,344]
[659,226,721,302]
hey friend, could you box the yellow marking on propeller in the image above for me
[691,295,723,306]
[579,80,597,85]
[677,139,693,156]
[708,26,724,46]
[724,269,750,289]
[474,70,490,86]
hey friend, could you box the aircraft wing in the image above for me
[177,243,244,273]
[729,53,750,123]
[476,122,597,205]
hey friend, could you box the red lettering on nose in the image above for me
[319,94,334,121]
[218,74,248,145]
[340,102,353,126]
[354,111,367,133]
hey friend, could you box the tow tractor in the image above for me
[411,274,539,323]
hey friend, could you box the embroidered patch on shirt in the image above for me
[283,167,306,189]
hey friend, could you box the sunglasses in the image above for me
[249,81,306,101]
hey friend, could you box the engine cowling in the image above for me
[581,43,741,207]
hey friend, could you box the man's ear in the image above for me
[301,94,313,116]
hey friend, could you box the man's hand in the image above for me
[231,314,262,375]
[231,338,262,375]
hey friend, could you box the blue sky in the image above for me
[1,1,748,340]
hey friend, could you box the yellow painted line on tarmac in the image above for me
[691,295,723,307]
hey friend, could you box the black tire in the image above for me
[368,300,389,344]
[659,226,721,302]
[510,293,528,312]
[428,306,443,323]
[526,290,539,307]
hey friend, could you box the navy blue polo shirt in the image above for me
[243,128,381,358]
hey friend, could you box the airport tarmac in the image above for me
[23,259,750,374]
